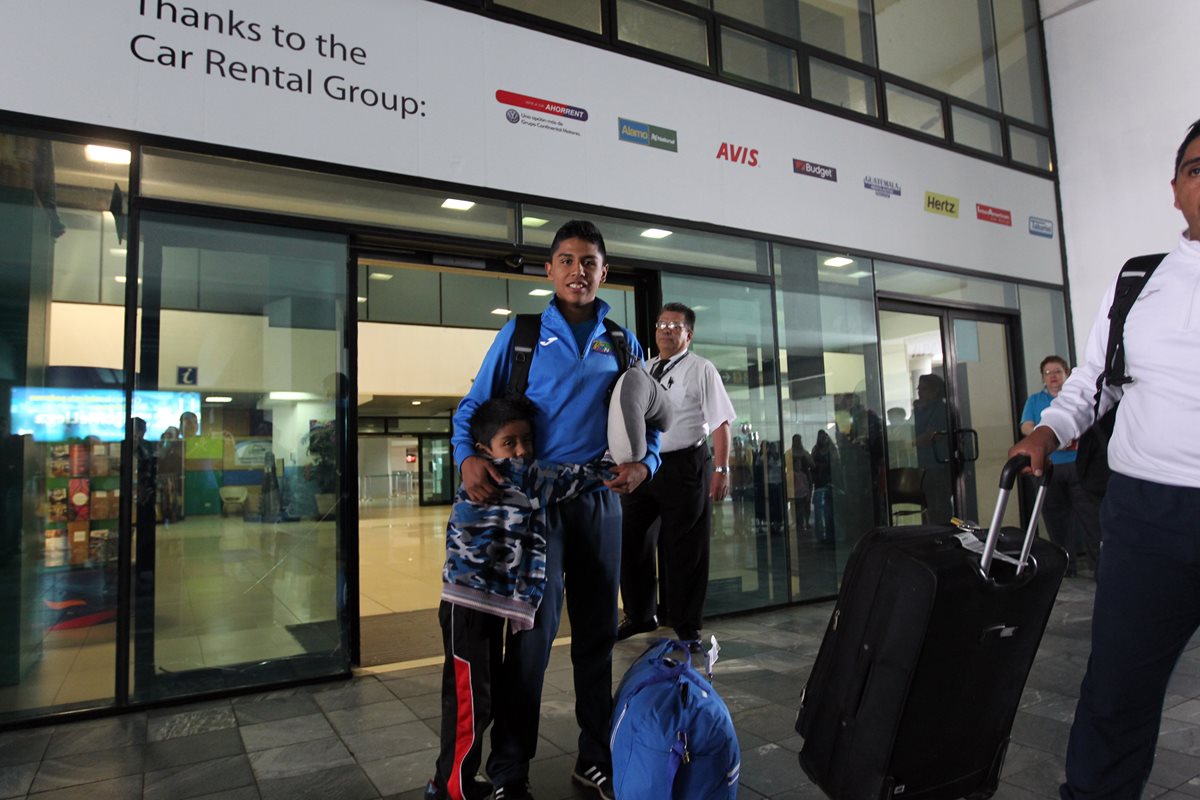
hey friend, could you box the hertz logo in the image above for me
[924,191,960,218]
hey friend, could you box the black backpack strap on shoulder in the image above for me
[1090,253,1167,421]
[507,313,541,398]
[602,317,632,374]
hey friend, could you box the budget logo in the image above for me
[924,191,960,218]
[793,159,837,182]
[863,176,901,198]
[618,118,678,152]
[976,204,1013,226]
[1029,216,1055,238]
[495,89,588,121]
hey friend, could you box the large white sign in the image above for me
[0,0,1062,283]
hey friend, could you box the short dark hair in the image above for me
[549,220,606,262]
[1175,118,1200,176]
[1040,355,1068,374]
[660,302,695,330]
[469,396,538,449]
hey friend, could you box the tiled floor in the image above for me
[4,576,1200,799]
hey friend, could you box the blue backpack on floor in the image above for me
[610,638,740,799]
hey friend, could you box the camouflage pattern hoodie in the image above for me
[441,458,609,631]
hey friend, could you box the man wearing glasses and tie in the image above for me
[1019,355,1100,577]
[617,302,737,648]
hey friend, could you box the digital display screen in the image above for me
[10,388,202,441]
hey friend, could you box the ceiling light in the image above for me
[823,256,854,268]
[268,391,314,401]
[692,305,709,312]
[441,198,475,211]
[847,270,872,279]
[205,396,233,404]
[528,288,553,297]
[109,248,127,256]
[640,228,673,239]
[491,308,512,316]
[113,276,142,284]
[411,400,422,406]
[357,296,367,303]
[368,272,394,281]
[522,216,550,228]
[85,145,132,165]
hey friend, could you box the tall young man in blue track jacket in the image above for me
[449,220,660,800]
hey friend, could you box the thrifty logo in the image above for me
[924,191,960,218]
[976,204,1013,226]
[618,118,678,152]
[863,176,901,198]
[495,90,588,121]
[793,159,837,182]
[1028,216,1055,238]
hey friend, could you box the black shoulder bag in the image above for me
[1074,253,1166,497]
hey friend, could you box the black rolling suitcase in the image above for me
[796,455,1068,800]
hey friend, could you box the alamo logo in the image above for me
[863,176,901,198]
[924,191,959,218]
[618,118,678,152]
[793,159,837,182]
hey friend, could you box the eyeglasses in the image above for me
[1042,368,1066,377]
[655,321,690,332]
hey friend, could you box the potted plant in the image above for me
[305,421,338,518]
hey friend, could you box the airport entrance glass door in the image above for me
[878,303,1020,529]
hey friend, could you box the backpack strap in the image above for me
[1090,253,1167,421]
[602,317,632,374]
[506,313,541,398]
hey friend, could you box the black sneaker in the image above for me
[572,762,615,800]
[616,615,657,641]
[492,780,534,800]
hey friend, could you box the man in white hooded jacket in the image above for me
[1010,116,1200,800]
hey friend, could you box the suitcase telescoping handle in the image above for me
[978,454,1053,578]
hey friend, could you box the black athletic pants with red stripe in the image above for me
[432,600,503,800]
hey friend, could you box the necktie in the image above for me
[651,359,668,381]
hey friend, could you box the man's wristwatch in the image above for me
[713,466,729,474]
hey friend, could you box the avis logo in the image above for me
[716,142,759,166]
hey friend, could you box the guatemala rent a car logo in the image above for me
[793,159,837,182]
[618,118,678,152]
[863,176,901,198]
[1028,216,1055,238]
[496,89,588,136]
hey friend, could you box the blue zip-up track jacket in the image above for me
[452,298,662,476]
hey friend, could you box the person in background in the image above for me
[617,302,736,648]
[1019,355,1100,577]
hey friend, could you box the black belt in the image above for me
[662,440,706,458]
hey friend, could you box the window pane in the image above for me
[952,105,1003,156]
[618,0,709,66]
[810,57,878,117]
[875,260,1019,308]
[522,205,770,274]
[1010,126,1052,171]
[800,0,876,65]
[1,131,129,723]
[659,274,786,614]
[1018,285,1070,398]
[714,0,799,39]
[773,246,886,600]
[132,212,349,702]
[994,0,1049,127]
[876,0,1001,111]
[142,149,517,243]
[495,0,602,33]
[720,27,799,94]
[886,83,945,139]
